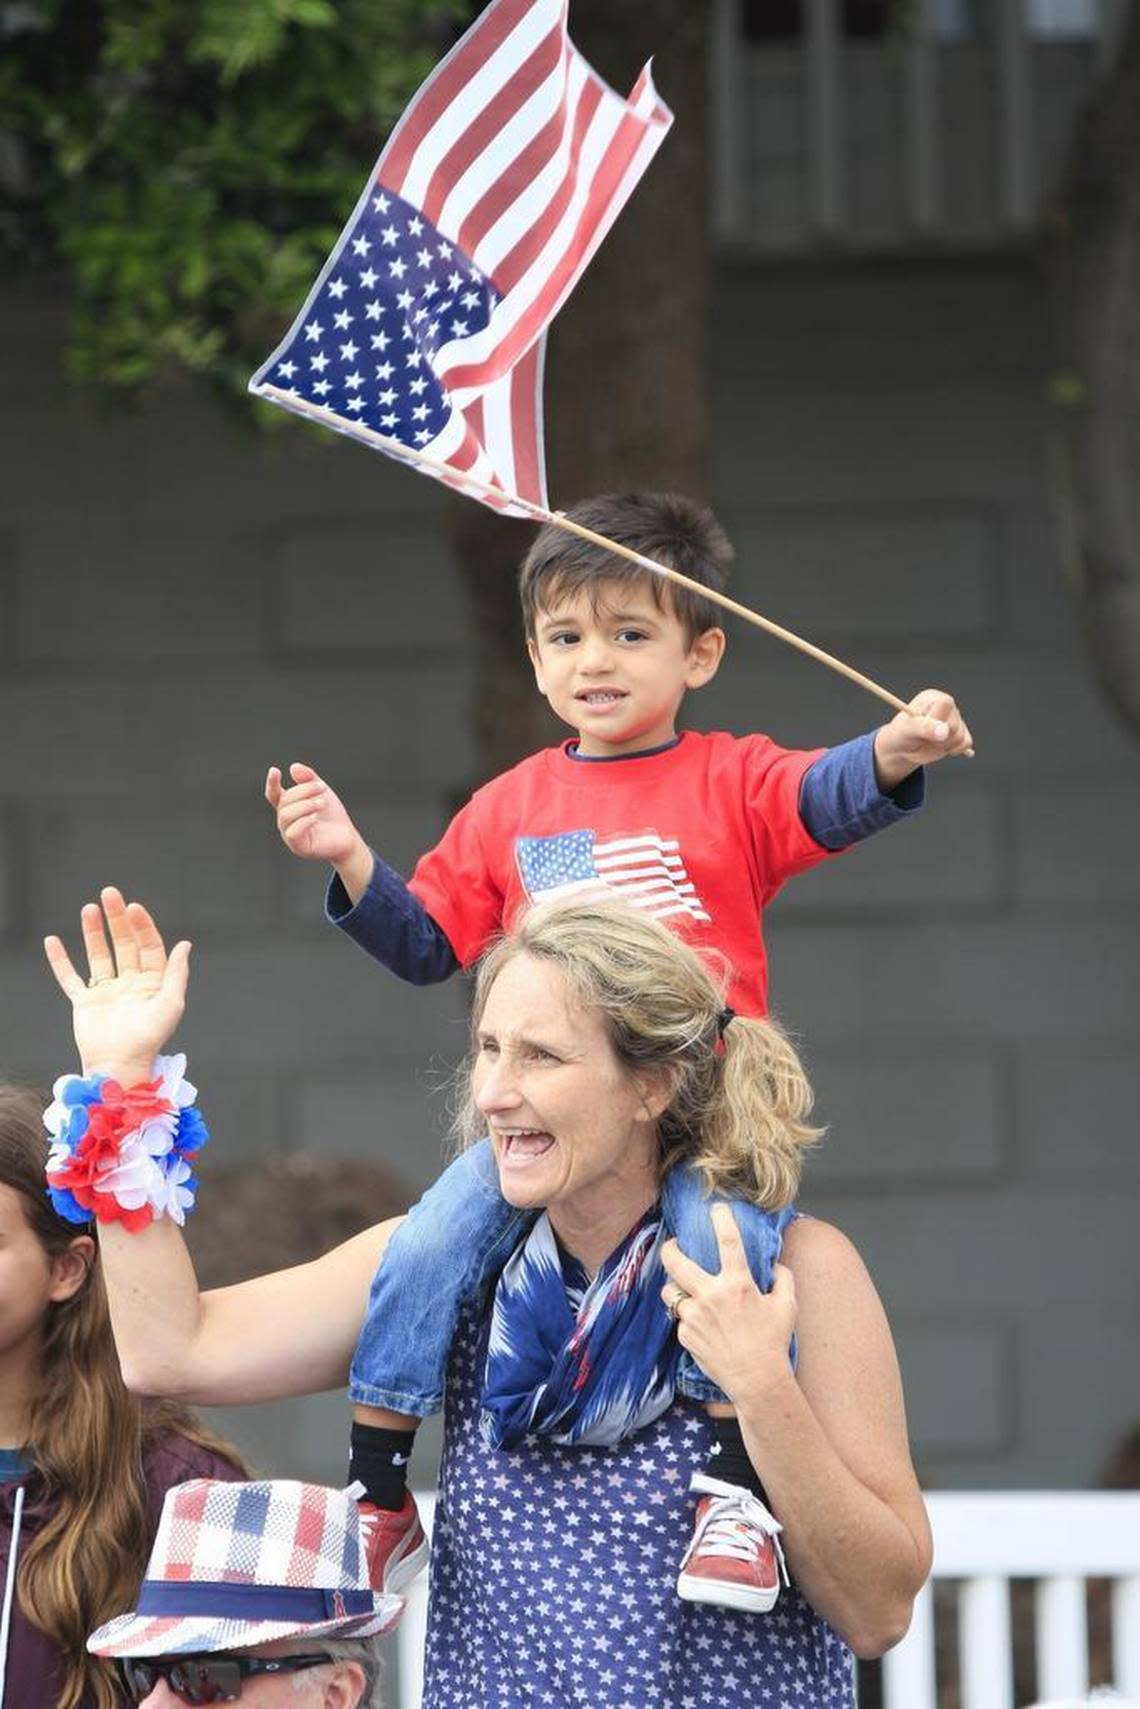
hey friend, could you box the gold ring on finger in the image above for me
[87,974,114,988]
[664,1283,689,1321]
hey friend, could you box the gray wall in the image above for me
[2,257,1137,1504]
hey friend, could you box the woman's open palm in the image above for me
[44,887,190,1076]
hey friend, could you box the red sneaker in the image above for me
[676,1473,788,1614]
[352,1488,429,1594]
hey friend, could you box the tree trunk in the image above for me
[448,1,713,780]
[1052,0,1140,739]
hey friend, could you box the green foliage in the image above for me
[3,0,470,392]
[1048,372,1090,408]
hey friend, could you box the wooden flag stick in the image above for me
[544,512,912,716]
[256,383,913,717]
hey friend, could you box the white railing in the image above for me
[883,1492,1140,1709]
[397,1490,1140,1708]
[396,1492,436,1709]
[711,0,1132,252]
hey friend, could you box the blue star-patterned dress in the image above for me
[422,1308,856,1709]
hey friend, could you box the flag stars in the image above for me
[259,185,511,495]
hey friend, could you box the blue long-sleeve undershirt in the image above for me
[327,849,461,983]
[325,729,924,983]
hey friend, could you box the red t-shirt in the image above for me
[408,732,833,1017]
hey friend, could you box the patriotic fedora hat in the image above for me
[88,1479,403,1657]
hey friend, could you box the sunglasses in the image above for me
[118,1651,334,1704]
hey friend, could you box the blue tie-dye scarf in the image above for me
[480,1206,681,1450]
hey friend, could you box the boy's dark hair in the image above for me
[519,492,734,644]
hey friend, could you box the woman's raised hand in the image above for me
[44,887,191,1079]
[661,1204,798,1408]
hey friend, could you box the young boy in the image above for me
[266,491,971,1612]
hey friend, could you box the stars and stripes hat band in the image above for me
[88,1479,404,1657]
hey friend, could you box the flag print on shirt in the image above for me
[516,829,712,923]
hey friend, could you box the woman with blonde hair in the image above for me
[43,886,931,1709]
[0,1087,244,1709]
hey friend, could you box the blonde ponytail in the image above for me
[688,1015,821,1208]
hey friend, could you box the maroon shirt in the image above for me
[0,1431,241,1708]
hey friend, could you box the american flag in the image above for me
[516,829,711,922]
[249,0,673,514]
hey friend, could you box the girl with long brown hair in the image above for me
[0,1085,243,1709]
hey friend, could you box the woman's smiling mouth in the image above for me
[495,1128,556,1164]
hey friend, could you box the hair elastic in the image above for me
[716,1006,736,1039]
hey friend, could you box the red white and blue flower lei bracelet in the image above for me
[43,1054,207,1231]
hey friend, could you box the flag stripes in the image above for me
[251,0,671,514]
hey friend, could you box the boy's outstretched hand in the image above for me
[873,689,973,791]
[265,762,373,901]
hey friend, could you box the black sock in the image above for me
[349,1422,416,1512]
[705,1416,770,1507]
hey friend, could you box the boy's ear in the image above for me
[685,626,726,690]
[526,636,548,697]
